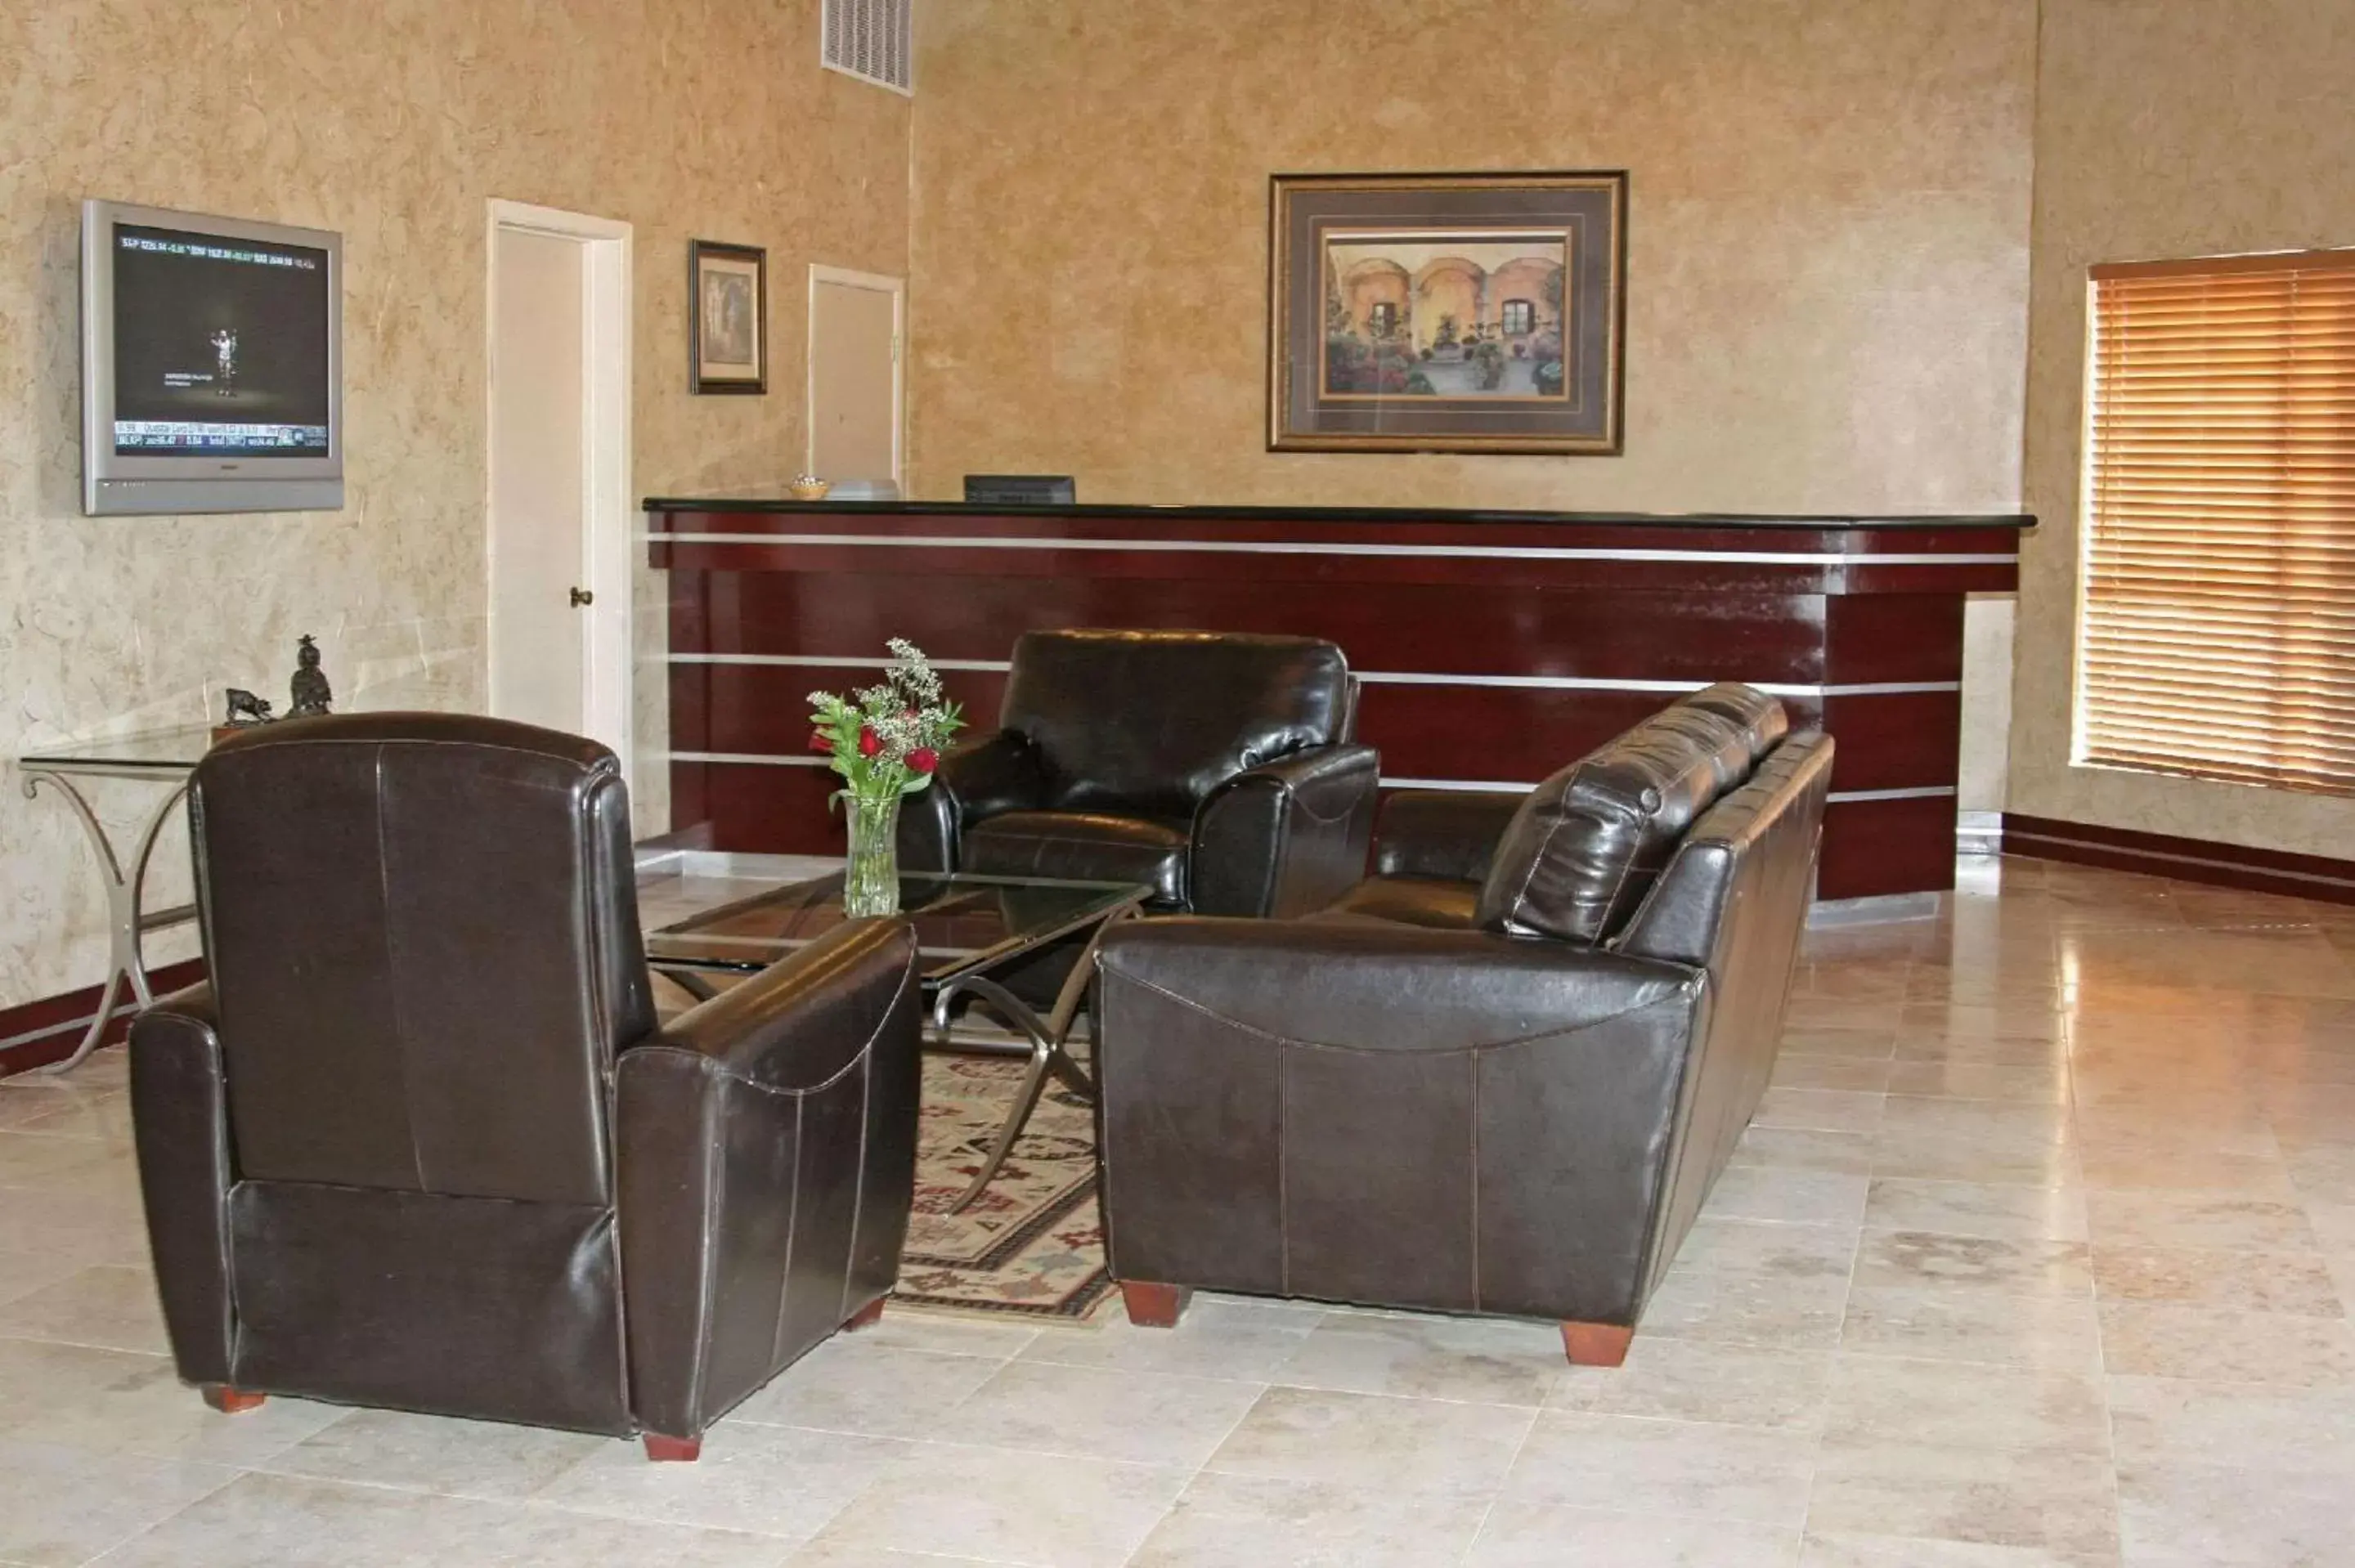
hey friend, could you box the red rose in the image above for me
[807,728,832,754]
[858,726,881,757]
[909,747,939,774]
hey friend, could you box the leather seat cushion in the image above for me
[962,811,1191,907]
[1315,876,1483,930]
[1474,705,1751,946]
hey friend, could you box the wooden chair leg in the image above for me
[200,1385,266,1414]
[1119,1281,1191,1328]
[641,1432,702,1463]
[1559,1321,1634,1368]
[842,1296,886,1333]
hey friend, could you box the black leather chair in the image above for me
[897,629,1379,918]
[128,714,922,1461]
[1091,685,1832,1364]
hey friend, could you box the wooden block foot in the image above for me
[200,1385,266,1414]
[843,1296,886,1333]
[1119,1280,1191,1328]
[1559,1321,1634,1367]
[641,1432,702,1463]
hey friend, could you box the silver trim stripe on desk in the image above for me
[641,531,2018,567]
[661,751,1954,806]
[1379,777,1958,804]
[660,653,1958,701]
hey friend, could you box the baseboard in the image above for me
[633,822,715,876]
[1807,892,1943,927]
[1956,809,2003,858]
[0,959,207,1078]
[2000,813,2355,906]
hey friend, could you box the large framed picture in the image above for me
[689,239,767,395]
[1267,172,1626,455]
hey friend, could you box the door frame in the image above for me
[484,199,635,766]
[805,263,905,486]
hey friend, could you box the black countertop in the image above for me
[643,497,2035,533]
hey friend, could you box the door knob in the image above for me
[570,586,594,607]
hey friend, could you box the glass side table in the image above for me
[16,728,213,1073]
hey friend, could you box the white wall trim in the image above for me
[484,199,635,776]
[805,264,906,486]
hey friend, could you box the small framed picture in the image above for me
[689,240,767,394]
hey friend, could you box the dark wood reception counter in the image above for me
[645,499,2032,902]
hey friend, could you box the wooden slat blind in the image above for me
[2079,249,2355,796]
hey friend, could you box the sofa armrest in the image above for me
[1191,742,1381,917]
[896,731,1047,873]
[128,983,238,1387]
[617,919,923,1439]
[1092,918,1708,1325]
[1371,789,1525,885]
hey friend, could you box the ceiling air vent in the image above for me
[822,0,912,95]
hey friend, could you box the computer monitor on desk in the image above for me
[963,474,1074,506]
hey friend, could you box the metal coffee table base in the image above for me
[931,903,1137,1212]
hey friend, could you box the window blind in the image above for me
[2078,249,2355,797]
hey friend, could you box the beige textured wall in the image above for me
[2013,0,2355,854]
[907,0,2035,517]
[0,2,908,1011]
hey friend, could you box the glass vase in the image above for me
[842,790,902,917]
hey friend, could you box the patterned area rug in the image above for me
[895,1051,1114,1321]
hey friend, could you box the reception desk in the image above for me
[646,500,2030,902]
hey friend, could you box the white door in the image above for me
[489,226,588,732]
[807,267,904,490]
[487,204,631,759]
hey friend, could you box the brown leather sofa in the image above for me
[897,629,1379,917]
[128,715,922,1460]
[1092,685,1832,1365]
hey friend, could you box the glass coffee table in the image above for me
[645,871,1152,1210]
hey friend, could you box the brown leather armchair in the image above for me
[128,715,922,1461]
[1092,685,1832,1365]
[897,629,1379,918]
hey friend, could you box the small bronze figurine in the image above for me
[223,688,274,727]
[289,634,333,718]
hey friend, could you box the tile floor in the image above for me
[2,854,2354,1565]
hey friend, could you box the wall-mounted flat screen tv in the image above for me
[81,199,343,515]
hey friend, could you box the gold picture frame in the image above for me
[1267,172,1626,454]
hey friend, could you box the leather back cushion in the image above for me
[1001,630,1351,816]
[1474,686,1787,944]
[191,714,655,1205]
[1677,682,1791,766]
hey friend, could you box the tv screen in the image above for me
[110,224,332,459]
[81,199,343,515]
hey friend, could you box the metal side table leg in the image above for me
[22,771,193,1074]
